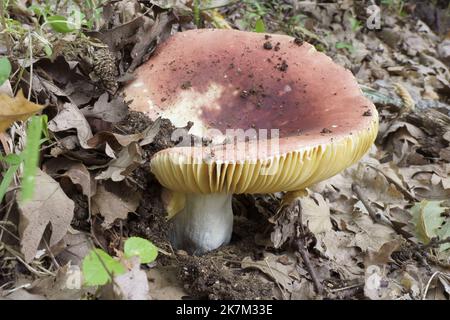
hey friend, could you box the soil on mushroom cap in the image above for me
[114,111,278,300]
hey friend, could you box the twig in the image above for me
[27,31,33,100]
[43,239,60,270]
[1,243,54,276]
[329,283,364,293]
[0,195,16,242]
[420,237,450,250]
[352,183,393,227]
[422,271,441,300]
[292,199,323,295]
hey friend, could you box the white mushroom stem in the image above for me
[169,192,233,255]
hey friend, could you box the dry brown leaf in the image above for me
[48,103,93,149]
[95,142,143,181]
[381,122,425,142]
[129,12,174,70]
[350,162,408,207]
[365,239,403,266]
[87,118,161,150]
[315,230,363,279]
[18,169,75,263]
[44,158,96,197]
[92,181,141,227]
[3,289,47,300]
[397,164,450,199]
[300,192,332,235]
[241,253,299,293]
[54,231,91,266]
[350,213,399,252]
[30,264,86,300]
[81,93,128,123]
[290,278,317,300]
[0,90,45,132]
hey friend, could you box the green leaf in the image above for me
[0,164,20,204]
[411,200,446,244]
[0,57,12,86]
[2,153,23,166]
[20,116,44,202]
[28,5,46,18]
[44,45,53,57]
[47,15,76,33]
[82,249,126,286]
[254,18,265,33]
[124,237,158,264]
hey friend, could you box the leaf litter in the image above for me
[1,0,450,300]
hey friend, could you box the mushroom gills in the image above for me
[169,192,233,255]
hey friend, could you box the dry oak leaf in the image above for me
[81,93,128,123]
[18,169,75,263]
[241,253,299,293]
[92,181,141,227]
[0,90,45,132]
[314,230,364,280]
[299,192,332,235]
[350,213,399,252]
[48,103,93,149]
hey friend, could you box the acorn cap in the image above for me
[125,29,378,194]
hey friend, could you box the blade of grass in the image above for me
[254,18,265,33]
[20,115,43,202]
[193,0,201,27]
[0,163,20,203]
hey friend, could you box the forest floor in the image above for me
[0,0,450,300]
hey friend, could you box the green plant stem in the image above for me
[194,0,201,27]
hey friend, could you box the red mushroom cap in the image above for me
[125,29,378,194]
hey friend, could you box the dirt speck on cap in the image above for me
[294,37,304,46]
[263,41,273,50]
[278,60,289,72]
[274,42,281,51]
[181,81,192,89]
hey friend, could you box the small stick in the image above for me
[293,199,323,295]
[352,183,393,227]
[422,271,441,300]
[420,237,450,250]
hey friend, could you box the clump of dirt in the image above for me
[173,212,276,299]
[126,169,170,248]
[177,254,274,300]
[263,41,273,50]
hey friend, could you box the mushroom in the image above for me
[124,29,378,254]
